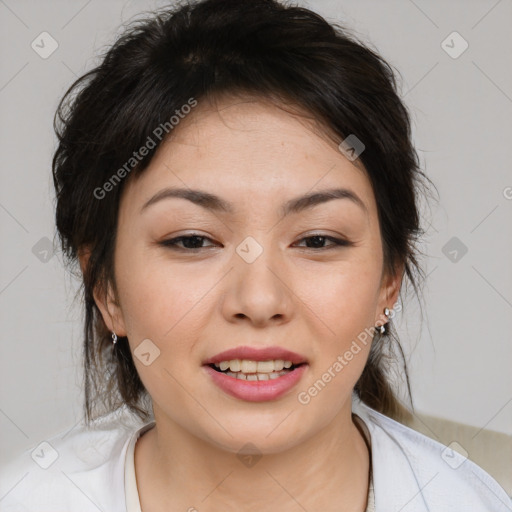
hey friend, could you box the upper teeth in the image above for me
[214,359,294,373]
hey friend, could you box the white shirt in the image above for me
[1,397,509,511]
[122,411,376,512]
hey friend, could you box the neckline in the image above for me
[124,411,374,511]
[352,412,374,509]
[124,421,155,512]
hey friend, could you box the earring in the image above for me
[375,307,390,334]
[112,331,118,345]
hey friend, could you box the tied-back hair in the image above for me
[52,0,436,425]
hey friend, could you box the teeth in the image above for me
[256,360,274,373]
[227,370,290,380]
[214,359,296,373]
[241,360,258,373]
[271,360,285,371]
[229,359,241,372]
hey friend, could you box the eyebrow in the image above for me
[140,186,368,217]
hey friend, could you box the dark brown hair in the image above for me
[52,0,436,425]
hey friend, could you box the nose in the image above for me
[221,246,294,328]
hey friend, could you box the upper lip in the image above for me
[203,346,308,365]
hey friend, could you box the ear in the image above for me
[374,261,404,327]
[78,246,127,336]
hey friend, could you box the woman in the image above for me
[1,0,509,510]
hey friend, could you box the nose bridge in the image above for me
[236,232,283,292]
[224,233,292,324]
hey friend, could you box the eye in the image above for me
[159,234,217,250]
[294,234,353,250]
[159,233,352,252]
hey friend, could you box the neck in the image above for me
[134,400,370,511]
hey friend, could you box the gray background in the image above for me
[1,0,511,465]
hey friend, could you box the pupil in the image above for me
[183,236,203,249]
[307,236,325,248]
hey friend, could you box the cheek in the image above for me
[118,249,225,402]
[295,266,379,414]
[293,261,380,412]
[115,248,219,356]
[114,253,211,401]
[298,260,381,346]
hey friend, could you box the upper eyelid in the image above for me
[164,232,346,241]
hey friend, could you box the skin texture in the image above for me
[82,95,402,511]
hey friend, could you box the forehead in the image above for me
[121,96,376,219]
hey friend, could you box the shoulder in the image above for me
[353,399,512,512]
[0,406,152,512]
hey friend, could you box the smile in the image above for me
[203,361,309,402]
[212,358,298,379]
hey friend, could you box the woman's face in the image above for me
[94,96,400,453]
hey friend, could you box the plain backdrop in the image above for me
[1,0,511,464]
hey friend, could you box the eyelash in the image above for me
[159,233,353,251]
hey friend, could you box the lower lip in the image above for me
[203,364,308,402]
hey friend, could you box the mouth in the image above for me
[202,346,309,402]
[207,360,308,381]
